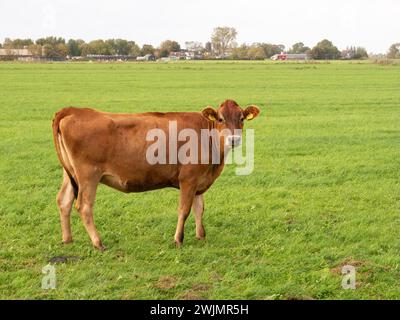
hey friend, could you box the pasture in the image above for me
[0,60,399,299]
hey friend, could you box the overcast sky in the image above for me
[0,0,398,53]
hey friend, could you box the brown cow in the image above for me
[52,99,260,250]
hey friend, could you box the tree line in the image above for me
[0,27,396,60]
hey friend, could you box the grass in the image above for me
[0,60,399,299]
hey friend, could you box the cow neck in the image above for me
[208,120,226,169]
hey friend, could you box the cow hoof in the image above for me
[174,241,183,248]
[62,239,73,245]
[94,243,107,251]
[196,236,206,241]
[196,227,206,240]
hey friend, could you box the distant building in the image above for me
[0,47,64,61]
[270,53,309,61]
[169,51,187,60]
[341,49,353,60]
[86,54,136,61]
[0,48,35,61]
[0,48,31,56]
[136,54,156,61]
[169,50,203,60]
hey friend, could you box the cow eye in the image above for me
[218,118,223,123]
[240,117,244,122]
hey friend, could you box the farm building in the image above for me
[270,53,309,61]
[136,54,156,61]
[0,47,65,61]
[169,51,188,60]
[0,48,35,61]
[86,54,136,61]
[169,51,204,60]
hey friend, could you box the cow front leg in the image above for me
[174,182,196,247]
[192,194,206,240]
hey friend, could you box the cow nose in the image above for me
[226,135,242,148]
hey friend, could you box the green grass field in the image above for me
[0,60,399,299]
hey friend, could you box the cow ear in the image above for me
[202,106,217,122]
[243,105,260,121]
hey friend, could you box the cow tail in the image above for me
[52,109,79,199]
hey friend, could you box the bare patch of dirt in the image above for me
[286,295,315,300]
[180,290,203,300]
[48,256,80,264]
[179,283,213,300]
[329,257,390,289]
[330,258,366,275]
[210,272,224,282]
[191,283,212,292]
[284,216,295,225]
[21,258,37,267]
[155,276,178,290]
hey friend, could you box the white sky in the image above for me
[0,0,399,53]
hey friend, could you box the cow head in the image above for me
[202,99,260,148]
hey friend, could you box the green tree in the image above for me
[231,44,250,60]
[247,44,267,60]
[211,26,237,57]
[353,47,368,59]
[387,43,400,59]
[159,40,181,57]
[4,38,34,48]
[258,43,284,58]
[104,39,118,55]
[288,42,310,54]
[28,44,43,56]
[205,41,212,53]
[42,43,68,58]
[229,43,283,60]
[87,40,113,55]
[141,44,155,56]
[67,39,85,56]
[113,39,130,55]
[36,37,65,46]
[128,41,141,56]
[3,38,12,48]
[36,37,67,58]
[79,43,91,57]
[56,43,68,57]
[310,39,341,60]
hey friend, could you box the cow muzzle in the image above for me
[225,135,242,148]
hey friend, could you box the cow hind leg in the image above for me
[75,175,105,251]
[192,194,206,240]
[56,170,75,244]
[174,182,197,247]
